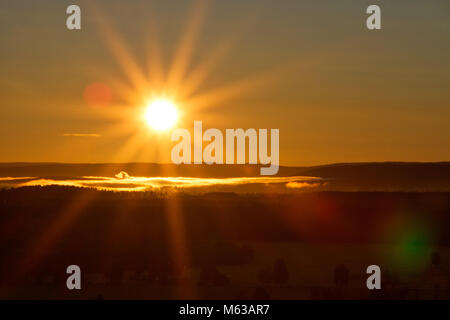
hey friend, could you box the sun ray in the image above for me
[183,60,303,112]
[179,11,260,100]
[178,38,237,100]
[167,0,210,94]
[11,191,98,282]
[144,13,165,90]
[91,4,149,96]
[182,46,339,114]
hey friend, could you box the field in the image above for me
[1,187,449,299]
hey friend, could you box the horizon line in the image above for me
[0,161,449,168]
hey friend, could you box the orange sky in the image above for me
[0,0,449,165]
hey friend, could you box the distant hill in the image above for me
[300,162,450,191]
[0,162,449,191]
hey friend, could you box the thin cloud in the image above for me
[1,174,324,193]
[62,133,101,137]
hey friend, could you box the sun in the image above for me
[144,99,179,131]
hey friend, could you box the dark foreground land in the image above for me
[1,187,450,299]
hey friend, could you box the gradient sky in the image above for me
[0,0,449,165]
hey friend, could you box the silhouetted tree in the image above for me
[334,264,349,288]
[258,267,273,284]
[253,287,270,300]
[273,259,289,285]
[198,266,229,286]
[239,244,255,264]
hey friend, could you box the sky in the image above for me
[0,0,449,166]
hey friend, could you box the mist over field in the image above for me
[0,162,449,192]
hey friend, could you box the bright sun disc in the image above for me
[144,99,178,131]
